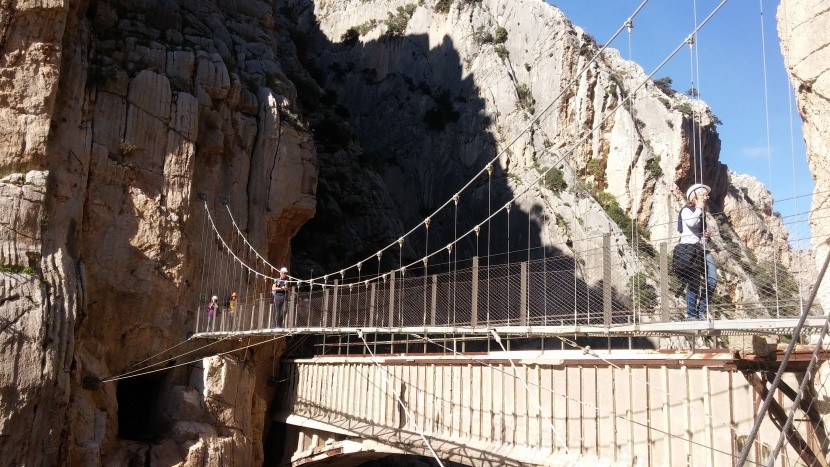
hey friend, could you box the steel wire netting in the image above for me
[196,237,825,333]
[194,200,828,335]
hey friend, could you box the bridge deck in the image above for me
[193,316,829,339]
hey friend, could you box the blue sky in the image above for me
[551,0,813,245]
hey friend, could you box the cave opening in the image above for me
[116,372,166,441]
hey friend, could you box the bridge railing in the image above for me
[193,232,821,334]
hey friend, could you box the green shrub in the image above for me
[674,102,693,117]
[543,168,566,192]
[596,191,655,256]
[586,158,603,181]
[653,76,675,96]
[435,0,452,13]
[341,27,360,44]
[1,264,34,274]
[494,44,509,59]
[494,26,508,43]
[516,83,533,109]
[645,156,662,179]
[384,4,417,36]
[473,25,494,44]
[356,19,379,35]
[686,87,699,97]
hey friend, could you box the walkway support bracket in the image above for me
[743,371,821,467]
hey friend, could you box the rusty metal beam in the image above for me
[743,371,821,467]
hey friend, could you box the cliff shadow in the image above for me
[282,2,650,337]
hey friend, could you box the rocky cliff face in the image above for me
[778,0,830,310]
[289,0,793,305]
[0,0,813,465]
[1,0,316,464]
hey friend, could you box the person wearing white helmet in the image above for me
[271,267,289,327]
[206,295,218,331]
[675,183,716,320]
[228,291,238,330]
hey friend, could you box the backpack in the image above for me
[673,206,705,275]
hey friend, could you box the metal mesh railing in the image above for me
[192,194,830,336]
[192,231,825,335]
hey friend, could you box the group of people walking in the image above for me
[204,266,291,330]
[204,291,238,330]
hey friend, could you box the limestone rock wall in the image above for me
[0,0,816,465]
[0,0,317,464]
[778,0,830,310]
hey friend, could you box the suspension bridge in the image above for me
[187,187,830,467]
[193,196,827,341]
[175,1,830,465]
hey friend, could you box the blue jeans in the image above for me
[705,253,717,295]
[686,253,716,319]
[272,293,285,327]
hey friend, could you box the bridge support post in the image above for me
[471,256,479,328]
[520,261,528,327]
[249,297,256,331]
[369,283,376,328]
[288,292,296,328]
[322,289,330,328]
[660,242,669,322]
[431,275,438,326]
[603,233,612,326]
[260,296,267,329]
[388,273,396,329]
[332,279,339,328]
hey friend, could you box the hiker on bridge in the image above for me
[677,183,717,320]
[206,295,218,330]
[272,267,289,327]
[228,291,237,329]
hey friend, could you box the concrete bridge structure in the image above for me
[192,199,830,466]
[267,346,829,466]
